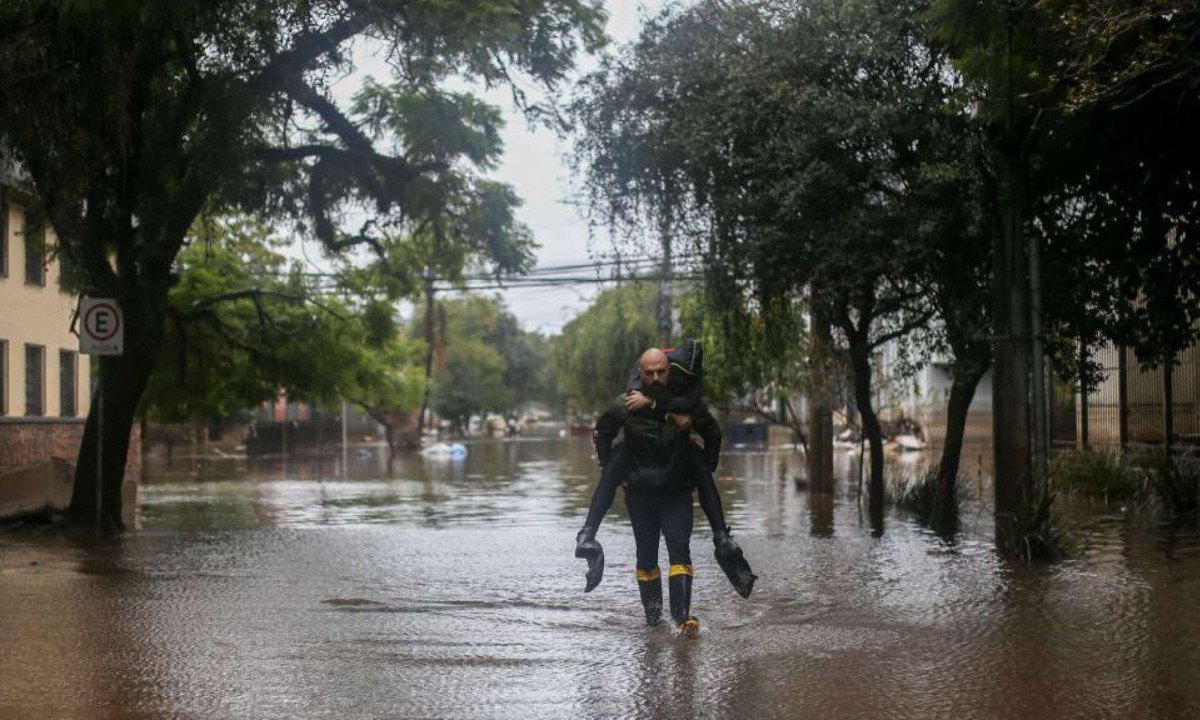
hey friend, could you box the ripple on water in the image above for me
[4,440,1200,719]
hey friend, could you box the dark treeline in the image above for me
[570,0,1200,555]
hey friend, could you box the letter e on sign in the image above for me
[80,298,124,355]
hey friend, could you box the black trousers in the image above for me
[584,443,726,535]
[625,485,693,572]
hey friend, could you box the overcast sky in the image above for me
[313,1,667,335]
[481,1,667,335]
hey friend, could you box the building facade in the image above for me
[0,189,94,478]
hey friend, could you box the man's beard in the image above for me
[644,382,668,400]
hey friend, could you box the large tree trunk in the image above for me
[67,211,176,531]
[847,334,884,521]
[934,366,985,534]
[806,303,834,489]
[992,151,1032,552]
[68,347,155,531]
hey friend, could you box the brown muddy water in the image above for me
[2,432,1199,719]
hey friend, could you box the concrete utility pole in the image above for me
[993,8,1034,550]
[657,232,673,346]
[341,399,349,475]
[418,267,436,434]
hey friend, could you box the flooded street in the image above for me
[3,432,1200,719]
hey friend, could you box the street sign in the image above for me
[79,298,124,355]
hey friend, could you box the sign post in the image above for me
[79,298,124,529]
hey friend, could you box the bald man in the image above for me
[575,346,725,636]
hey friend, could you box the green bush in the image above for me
[1049,450,1144,500]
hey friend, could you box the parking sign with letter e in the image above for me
[79,298,124,355]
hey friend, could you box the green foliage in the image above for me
[677,287,808,406]
[1049,450,1144,501]
[572,0,994,374]
[554,283,657,412]
[430,339,512,423]
[934,0,1200,379]
[141,216,425,424]
[572,0,995,495]
[1037,1,1200,108]
[417,294,552,415]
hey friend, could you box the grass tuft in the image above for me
[1147,453,1200,518]
[1049,449,1144,500]
[891,469,960,537]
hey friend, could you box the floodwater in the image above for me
[2,431,1200,720]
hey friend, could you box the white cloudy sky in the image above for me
[482,1,668,334]
[312,1,668,335]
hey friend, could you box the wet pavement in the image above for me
[3,431,1200,719]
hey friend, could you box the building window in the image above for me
[24,211,45,286]
[0,339,7,415]
[25,344,44,416]
[59,350,77,417]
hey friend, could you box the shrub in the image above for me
[1049,449,1143,500]
[998,487,1072,562]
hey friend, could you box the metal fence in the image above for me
[1074,342,1200,452]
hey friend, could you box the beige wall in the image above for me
[0,200,91,418]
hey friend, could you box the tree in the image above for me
[430,340,511,433]
[142,215,427,458]
[408,293,555,433]
[343,298,427,464]
[1039,0,1200,456]
[929,0,1070,552]
[572,0,986,520]
[554,283,658,413]
[0,0,604,530]
[934,0,1200,551]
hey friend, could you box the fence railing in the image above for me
[1069,342,1200,454]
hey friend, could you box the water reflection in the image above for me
[1,434,1199,719]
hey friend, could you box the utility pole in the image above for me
[341,399,349,475]
[418,267,436,434]
[657,231,673,345]
[992,5,1034,550]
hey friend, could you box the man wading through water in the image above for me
[574,344,756,637]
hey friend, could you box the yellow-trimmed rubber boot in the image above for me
[636,566,663,626]
[668,564,698,637]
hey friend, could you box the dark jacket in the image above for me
[592,394,722,480]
